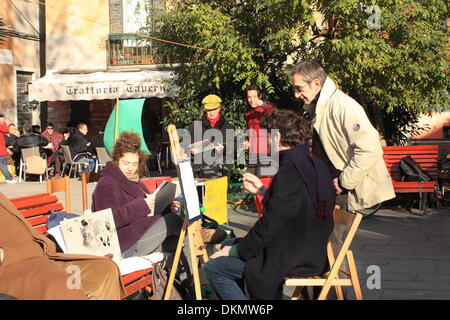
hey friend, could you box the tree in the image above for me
[145,0,313,130]
[310,0,449,144]
[146,0,449,146]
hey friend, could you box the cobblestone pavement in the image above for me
[2,178,449,300]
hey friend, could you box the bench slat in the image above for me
[383,145,439,151]
[20,203,65,219]
[12,194,58,210]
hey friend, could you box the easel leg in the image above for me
[188,221,202,300]
[164,215,188,300]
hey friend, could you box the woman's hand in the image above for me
[214,143,224,152]
[170,200,181,213]
[190,148,200,155]
[243,172,264,195]
[145,195,155,216]
[210,246,232,259]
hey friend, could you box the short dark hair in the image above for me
[46,122,55,129]
[290,60,327,86]
[260,109,310,148]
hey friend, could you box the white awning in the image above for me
[28,69,176,102]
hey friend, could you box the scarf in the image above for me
[207,113,221,128]
[279,144,335,220]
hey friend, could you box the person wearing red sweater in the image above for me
[0,115,17,183]
[244,85,275,218]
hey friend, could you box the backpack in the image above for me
[25,156,46,175]
[399,156,433,182]
[149,263,190,300]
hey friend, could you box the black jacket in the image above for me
[185,113,235,173]
[237,163,334,300]
[89,133,104,156]
[68,130,90,158]
[14,134,48,154]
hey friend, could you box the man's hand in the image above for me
[210,246,231,259]
[243,172,264,195]
[333,177,343,195]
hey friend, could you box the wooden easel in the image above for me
[163,124,209,300]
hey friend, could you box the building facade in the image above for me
[0,0,41,128]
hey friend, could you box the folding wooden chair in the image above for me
[46,175,71,213]
[284,209,363,300]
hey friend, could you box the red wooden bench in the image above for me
[383,145,439,212]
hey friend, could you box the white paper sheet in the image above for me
[47,225,68,253]
[178,159,201,221]
[117,252,164,275]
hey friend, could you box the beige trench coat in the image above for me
[313,77,395,211]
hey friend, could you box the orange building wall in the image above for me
[414,112,450,140]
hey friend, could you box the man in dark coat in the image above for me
[14,125,49,156]
[204,109,335,300]
[68,123,96,172]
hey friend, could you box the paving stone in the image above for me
[378,280,450,291]
[416,274,450,282]
[381,289,450,300]
[435,265,450,274]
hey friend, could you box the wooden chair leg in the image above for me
[327,242,344,300]
[346,251,363,300]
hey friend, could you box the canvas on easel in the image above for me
[163,124,209,300]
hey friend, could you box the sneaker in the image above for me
[6,179,17,184]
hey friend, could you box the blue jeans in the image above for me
[204,238,248,300]
[0,156,13,180]
[77,157,96,172]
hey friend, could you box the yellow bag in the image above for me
[25,156,46,175]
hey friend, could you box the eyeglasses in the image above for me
[292,83,310,93]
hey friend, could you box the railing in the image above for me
[107,33,161,66]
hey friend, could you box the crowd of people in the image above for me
[0,60,394,300]
[0,120,105,182]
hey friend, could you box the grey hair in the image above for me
[290,60,327,85]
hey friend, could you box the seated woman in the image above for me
[204,109,335,300]
[91,132,185,260]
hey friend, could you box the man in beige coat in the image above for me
[290,61,395,212]
[0,192,125,300]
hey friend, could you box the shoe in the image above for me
[6,179,17,184]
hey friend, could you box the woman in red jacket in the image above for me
[244,85,275,218]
